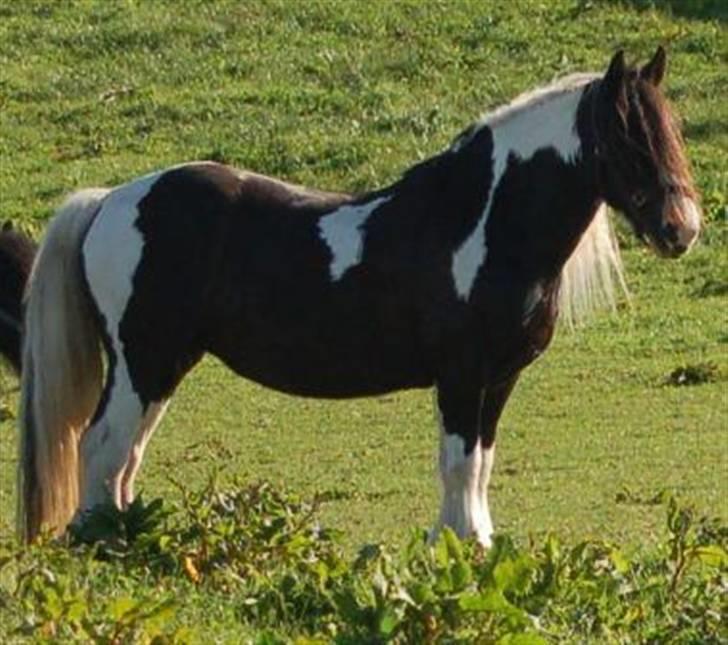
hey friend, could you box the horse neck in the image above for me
[345,79,606,295]
[387,81,602,286]
[530,80,605,273]
[486,80,603,260]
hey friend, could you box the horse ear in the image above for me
[602,50,628,121]
[2,221,12,232]
[640,46,667,86]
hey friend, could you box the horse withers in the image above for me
[14,48,700,543]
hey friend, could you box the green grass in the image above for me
[0,0,726,639]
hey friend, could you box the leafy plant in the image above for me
[0,536,189,642]
[1,479,726,642]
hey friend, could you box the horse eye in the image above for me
[631,190,647,209]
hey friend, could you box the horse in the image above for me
[0,223,36,374]
[14,48,700,543]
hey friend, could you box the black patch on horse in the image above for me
[0,226,36,372]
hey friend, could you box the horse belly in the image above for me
[208,297,431,398]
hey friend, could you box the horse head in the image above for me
[593,47,701,258]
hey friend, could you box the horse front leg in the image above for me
[477,374,520,547]
[432,379,489,546]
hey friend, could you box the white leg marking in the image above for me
[434,428,491,546]
[452,89,585,300]
[318,196,391,280]
[477,443,496,546]
[120,401,169,508]
[78,361,144,513]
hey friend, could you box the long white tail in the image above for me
[18,188,110,541]
[559,204,628,326]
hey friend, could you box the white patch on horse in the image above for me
[318,196,390,281]
[670,195,701,251]
[434,426,491,546]
[78,380,145,510]
[80,171,164,509]
[452,81,591,300]
[83,172,160,323]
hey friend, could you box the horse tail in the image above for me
[559,203,628,326]
[18,188,110,541]
[0,224,36,372]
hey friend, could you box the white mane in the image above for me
[478,73,600,127]
[452,73,601,153]
[559,203,628,326]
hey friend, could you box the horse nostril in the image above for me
[662,223,679,244]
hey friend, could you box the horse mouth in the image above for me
[656,242,688,258]
[641,231,690,258]
[629,215,693,259]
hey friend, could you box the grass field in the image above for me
[0,0,726,640]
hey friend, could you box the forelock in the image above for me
[635,81,696,196]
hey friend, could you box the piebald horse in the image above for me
[0,223,35,374]
[15,49,700,543]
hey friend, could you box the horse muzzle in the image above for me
[647,195,701,258]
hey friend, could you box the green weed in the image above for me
[1,480,725,642]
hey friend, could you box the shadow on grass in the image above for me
[595,0,726,21]
[684,119,728,142]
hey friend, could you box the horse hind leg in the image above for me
[82,307,204,517]
[77,333,199,521]
[77,349,147,517]
[120,400,169,509]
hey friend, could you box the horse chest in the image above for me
[480,281,559,380]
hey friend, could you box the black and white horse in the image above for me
[15,48,700,543]
[0,223,35,374]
